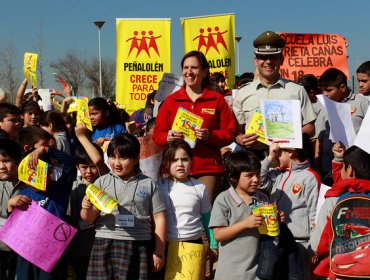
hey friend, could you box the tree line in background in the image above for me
[0,35,116,103]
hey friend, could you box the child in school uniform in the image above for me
[259,134,320,280]
[0,138,25,280]
[66,123,109,280]
[209,150,270,280]
[81,133,166,280]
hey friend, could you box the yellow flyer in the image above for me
[246,109,266,144]
[251,204,280,236]
[23,52,38,88]
[171,107,203,148]
[86,184,118,214]
[18,155,48,191]
[165,241,207,280]
[75,98,92,131]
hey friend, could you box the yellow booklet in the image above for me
[251,203,280,236]
[171,107,203,148]
[75,98,93,131]
[18,155,48,191]
[246,108,266,144]
[86,184,118,214]
[23,52,38,88]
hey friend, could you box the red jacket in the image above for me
[153,87,236,175]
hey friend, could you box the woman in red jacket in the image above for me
[153,50,236,203]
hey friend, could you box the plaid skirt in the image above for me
[87,238,154,280]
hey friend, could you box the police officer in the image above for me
[233,31,316,153]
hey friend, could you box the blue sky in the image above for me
[1,0,369,90]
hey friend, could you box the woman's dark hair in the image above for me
[0,138,22,163]
[343,145,370,180]
[181,50,210,88]
[224,151,261,186]
[39,111,67,133]
[75,143,103,165]
[161,139,192,172]
[88,97,122,125]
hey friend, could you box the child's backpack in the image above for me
[329,192,370,278]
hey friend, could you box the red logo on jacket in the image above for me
[292,183,302,195]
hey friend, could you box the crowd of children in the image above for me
[0,50,370,280]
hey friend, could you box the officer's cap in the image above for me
[253,31,285,55]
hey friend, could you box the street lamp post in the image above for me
[235,36,242,75]
[94,21,105,98]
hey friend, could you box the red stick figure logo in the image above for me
[126,30,162,58]
[193,26,228,54]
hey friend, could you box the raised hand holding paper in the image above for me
[18,155,48,191]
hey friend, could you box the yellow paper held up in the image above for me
[23,52,38,88]
[246,109,266,144]
[75,98,92,131]
[165,241,207,280]
[18,155,48,191]
[251,203,280,236]
[86,184,118,214]
[171,107,203,148]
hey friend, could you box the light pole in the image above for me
[235,36,242,75]
[94,21,105,98]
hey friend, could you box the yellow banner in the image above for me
[165,241,207,280]
[116,18,171,115]
[181,14,235,89]
[23,52,38,88]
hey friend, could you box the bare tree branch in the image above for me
[50,49,86,95]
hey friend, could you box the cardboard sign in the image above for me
[0,201,77,273]
[171,107,203,148]
[278,33,349,80]
[251,204,280,236]
[155,73,183,102]
[165,241,207,280]
[86,184,118,214]
[18,155,48,191]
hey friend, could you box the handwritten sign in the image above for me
[0,201,77,272]
[246,108,266,144]
[278,33,349,81]
[86,184,118,214]
[251,203,280,236]
[165,241,207,280]
[18,155,48,191]
[171,107,203,148]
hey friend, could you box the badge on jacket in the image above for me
[292,183,302,195]
[202,108,215,114]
